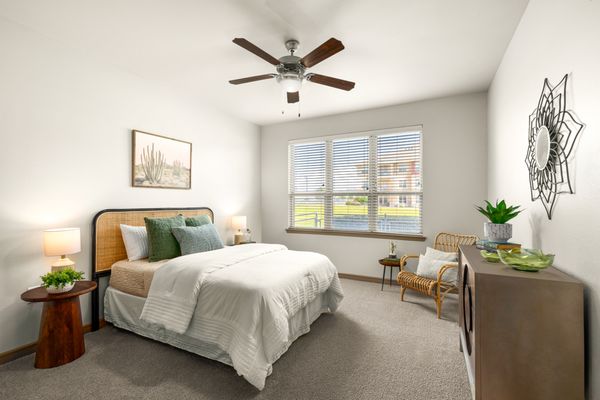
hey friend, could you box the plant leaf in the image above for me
[498,200,506,211]
[477,199,522,223]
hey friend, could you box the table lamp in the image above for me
[231,216,247,245]
[43,228,81,271]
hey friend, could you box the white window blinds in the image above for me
[332,136,370,231]
[375,132,422,234]
[288,142,326,229]
[288,127,423,235]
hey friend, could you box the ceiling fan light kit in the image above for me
[229,37,355,114]
[277,74,303,93]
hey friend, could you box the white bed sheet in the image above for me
[104,286,330,382]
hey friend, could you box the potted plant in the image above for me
[40,268,85,294]
[476,200,522,243]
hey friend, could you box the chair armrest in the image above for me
[437,263,458,284]
[400,254,419,272]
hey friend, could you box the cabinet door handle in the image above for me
[462,265,472,355]
[467,286,473,332]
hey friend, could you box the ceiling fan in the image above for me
[229,37,355,104]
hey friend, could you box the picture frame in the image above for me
[131,130,192,189]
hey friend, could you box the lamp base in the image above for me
[51,256,75,272]
[234,232,244,245]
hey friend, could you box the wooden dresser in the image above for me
[458,245,584,400]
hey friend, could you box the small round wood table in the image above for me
[21,280,97,368]
[378,258,403,291]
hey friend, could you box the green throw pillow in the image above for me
[144,215,186,262]
[185,214,212,227]
[171,225,224,256]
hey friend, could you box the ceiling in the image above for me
[0,0,528,126]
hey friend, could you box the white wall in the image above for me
[487,0,600,397]
[0,18,261,353]
[261,92,487,278]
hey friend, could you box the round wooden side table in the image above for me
[21,280,97,368]
[378,258,403,291]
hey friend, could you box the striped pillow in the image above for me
[120,224,148,261]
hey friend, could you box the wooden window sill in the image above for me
[285,228,426,241]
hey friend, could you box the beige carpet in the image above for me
[0,279,470,400]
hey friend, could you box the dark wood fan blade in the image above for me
[308,73,355,91]
[287,91,299,103]
[229,74,275,85]
[301,38,344,68]
[232,38,280,66]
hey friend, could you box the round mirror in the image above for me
[535,126,551,170]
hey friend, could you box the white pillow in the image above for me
[120,224,148,261]
[424,247,456,262]
[416,247,459,282]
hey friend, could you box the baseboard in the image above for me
[0,319,106,366]
[338,272,399,286]
[84,318,107,333]
[0,342,38,366]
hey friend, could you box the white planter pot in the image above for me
[46,282,75,294]
[484,223,512,243]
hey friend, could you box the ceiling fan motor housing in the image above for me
[277,39,304,83]
[277,55,305,83]
[285,39,299,54]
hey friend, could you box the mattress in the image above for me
[108,259,168,297]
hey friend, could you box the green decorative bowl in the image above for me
[497,249,554,271]
[480,250,500,263]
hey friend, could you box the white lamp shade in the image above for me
[231,216,247,231]
[43,228,81,256]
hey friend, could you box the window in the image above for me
[288,127,423,236]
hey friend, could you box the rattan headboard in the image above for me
[91,207,214,277]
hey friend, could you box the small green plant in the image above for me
[40,268,84,288]
[476,200,522,224]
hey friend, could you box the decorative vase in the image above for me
[388,241,397,258]
[45,282,75,294]
[484,223,512,243]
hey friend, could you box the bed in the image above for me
[91,207,344,390]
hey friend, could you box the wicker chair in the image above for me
[397,232,478,319]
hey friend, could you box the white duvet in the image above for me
[140,243,344,389]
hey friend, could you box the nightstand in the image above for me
[228,241,257,246]
[21,280,97,368]
[378,258,402,291]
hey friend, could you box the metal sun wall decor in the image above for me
[525,74,584,220]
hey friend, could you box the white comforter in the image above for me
[140,243,344,389]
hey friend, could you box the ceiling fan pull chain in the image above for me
[282,90,286,115]
[297,101,301,118]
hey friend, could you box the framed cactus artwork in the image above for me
[132,130,192,189]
